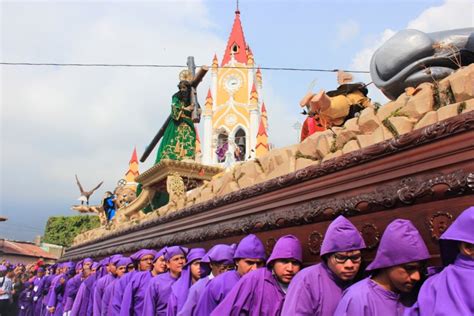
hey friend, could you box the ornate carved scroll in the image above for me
[427,211,454,241]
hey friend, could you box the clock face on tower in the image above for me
[224,74,242,94]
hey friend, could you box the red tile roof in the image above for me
[0,239,58,260]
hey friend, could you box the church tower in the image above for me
[202,9,268,165]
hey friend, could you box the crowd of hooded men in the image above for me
[0,206,473,316]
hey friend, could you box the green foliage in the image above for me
[43,215,100,247]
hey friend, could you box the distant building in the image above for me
[0,238,60,264]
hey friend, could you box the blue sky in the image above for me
[1,0,472,241]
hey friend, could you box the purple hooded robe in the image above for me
[178,244,236,316]
[142,246,188,316]
[334,219,430,316]
[18,282,33,316]
[62,273,82,313]
[167,248,206,316]
[46,273,68,316]
[70,273,96,316]
[92,255,122,316]
[282,215,366,316]
[101,257,132,316]
[195,234,266,316]
[212,235,303,316]
[109,249,156,315]
[405,206,474,316]
[32,270,46,316]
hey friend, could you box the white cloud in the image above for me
[350,0,473,103]
[336,20,360,45]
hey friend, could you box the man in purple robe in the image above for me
[109,249,156,315]
[282,215,366,315]
[92,254,122,316]
[32,267,46,315]
[213,234,303,316]
[70,265,96,316]
[334,219,430,316]
[18,281,33,316]
[167,248,206,316]
[102,257,132,316]
[195,234,266,315]
[178,244,236,316]
[62,258,93,315]
[46,263,73,316]
[406,206,474,316]
[42,263,64,316]
[40,265,57,316]
[142,246,188,316]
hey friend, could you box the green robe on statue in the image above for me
[155,94,196,164]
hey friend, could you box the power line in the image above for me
[0,62,370,74]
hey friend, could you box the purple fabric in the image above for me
[143,272,179,316]
[101,278,117,316]
[201,244,236,264]
[46,273,66,316]
[194,270,241,315]
[334,277,405,315]
[18,284,33,316]
[405,254,474,316]
[70,274,95,316]
[282,263,348,316]
[116,257,132,267]
[109,271,136,315]
[439,206,474,265]
[211,267,286,316]
[32,275,45,315]
[366,219,429,271]
[234,234,266,260]
[153,247,168,262]
[320,215,366,256]
[167,248,206,315]
[164,246,189,261]
[130,249,156,262]
[266,234,303,265]
[92,273,115,316]
[178,276,212,316]
[119,270,155,316]
[62,273,82,312]
[0,265,6,272]
[41,274,54,315]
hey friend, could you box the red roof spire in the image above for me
[261,102,267,113]
[257,118,267,136]
[221,10,248,66]
[206,88,212,99]
[130,147,138,164]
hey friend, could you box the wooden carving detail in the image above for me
[265,238,277,257]
[308,231,324,255]
[428,211,454,241]
[61,112,474,260]
[360,223,380,250]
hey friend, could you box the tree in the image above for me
[43,215,100,247]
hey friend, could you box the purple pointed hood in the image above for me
[234,234,266,260]
[130,249,156,262]
[267,235,303,266]
[201,244,236,264]
[0,265,6,272]
[439,206,474,265]
[117,257,132,268]
[164,246,189,261]
[184,248,206,267]
[153,247,167,262]
[366,219,430,271]
[320,215,366,256]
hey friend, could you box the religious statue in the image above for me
[155,80,197,163]
[102,191,116,223]
[74,174,103,205]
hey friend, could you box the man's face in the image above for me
[108,263,117,275]
[327,250,362,281]
[272,259,301,284]
[167,254,186,275]
[127,264,135,273]
[236,258,265,276]
[210,261,235,276]
[153,256,167,274]
[116,266,127,278]
[139,255,154,271]
[83,261,92,270]
[190,260,201,282]
[459,242,474,259]
[386,261,422,293]
[37,270,45,278]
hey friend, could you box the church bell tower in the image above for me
[202,9,269,165]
